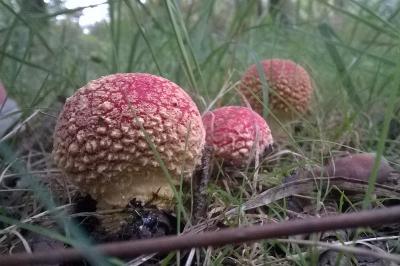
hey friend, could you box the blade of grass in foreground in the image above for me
[320,0,400,38]
[0,143,110,266]
[362,69,400,209]
[345,5,400,78]
[0,17,18,71]
[0,215,125,266]
[9,30,34,95]
[318,22,362,108]
[123,0,163,76]
[171,1,206,96]
[125,29,141,72]
[0,50,78,86]
[0,0,54,55]
[108,0,120,72]
[349,0,399,36]
[165,0,198,94]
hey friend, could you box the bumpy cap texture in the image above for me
[239,59,313,120]
[202,106,273,167]
[53,73,205,209]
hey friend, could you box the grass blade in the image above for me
[123,0,163,75]
[318,22,362,107]
[0,0,54,55]
[165,0,198,93]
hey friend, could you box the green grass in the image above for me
[0,0,400,265]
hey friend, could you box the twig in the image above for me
[0,205,400,265]
[10,230,32,254]
[0,110,40,143]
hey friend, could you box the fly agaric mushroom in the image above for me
[239,59,313,139]
[202,106,273,167]
[53,73,205,210]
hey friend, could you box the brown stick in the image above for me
[1,205,400,265]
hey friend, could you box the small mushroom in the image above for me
[239,59,313,140]
[202,106,273,167]
[53,73,205,210]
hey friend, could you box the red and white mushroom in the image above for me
[202,106,273,167]
[53,73,205,210]
[239,59,313,140]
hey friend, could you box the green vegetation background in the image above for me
[0,0,400,265]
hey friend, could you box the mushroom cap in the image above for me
[202,106,273,167]
[53,73,205,209]
[239,59,313,121]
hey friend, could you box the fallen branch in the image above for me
[0,205,400,265]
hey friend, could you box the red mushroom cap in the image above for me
[202,106,273,167]
[239,59,313,121]
[53,73,205,209]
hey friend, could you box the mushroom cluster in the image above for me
[53,73,205,210]
[202,106,273,167]
[53,58,313,212]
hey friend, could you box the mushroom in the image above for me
[53,73,205,210]
[239,59,313,140]
[202,106,273,167]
